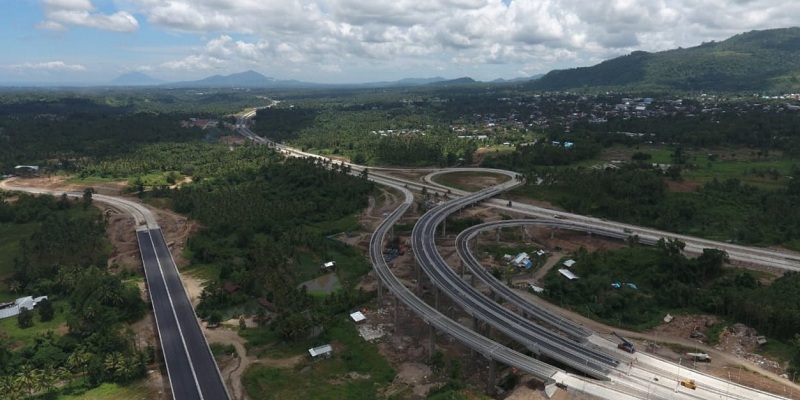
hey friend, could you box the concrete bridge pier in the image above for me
[486,360,498,396]
[495,227,500,243]
[441,220,446,237]
[429,325,436,358]
[393,297,399,329]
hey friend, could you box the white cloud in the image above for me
[39,0,139,32]
[4,61,87,71]
[118,0,800,81]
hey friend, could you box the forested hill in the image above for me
[528,27,800,92]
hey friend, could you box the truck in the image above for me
[623,228,633,233]
[613,331,635,353]
[680,379,697,390]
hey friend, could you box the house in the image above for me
[511,252,529,267]
[558,269,579,280]
[349,311,366,324]
[223,282,240,293]
[256,298,277,312]
[308,344,333,359]
[0,295,48,320]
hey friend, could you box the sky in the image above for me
[1,0,799,85]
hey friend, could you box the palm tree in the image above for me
[0,375,22,399]
[38,366,57,395]
[67,347,91,376]
[15,365,37,395]
[104,352,125,378]
[8,281,21,294]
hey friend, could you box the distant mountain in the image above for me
[110,72,161,86]
[166,70,320,88]
[426,77,477,86]
[169,70,276,87]
[491,74,544,83]
[529,27,800,92]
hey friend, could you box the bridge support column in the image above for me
[393,297,399,329]
[441,220,446,237]
[470,274,476,287]
[429,325,436,358]
[416,261,422,293]
[550,228,554,239]
[377,281,383,303]
[474,235,478,253]
[495,227,500,243]
[434,287,440,311]
[486,360,497,395]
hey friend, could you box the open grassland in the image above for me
[57,380,158,400]
[430,170,511,192]
[242,321,394,400]
[0,301,70,348]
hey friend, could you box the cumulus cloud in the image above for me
[39,0,139,32]
[4,61,87,71]
[128,0,800,80]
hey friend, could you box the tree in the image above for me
[17,308,34,329]
[37,298,54,322]
[82,188,94,209]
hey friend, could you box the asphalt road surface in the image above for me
[139,228,229,400]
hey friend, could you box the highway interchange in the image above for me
[235,108,800,399]
[2,109,795,399]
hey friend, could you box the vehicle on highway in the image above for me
[680,379,697,390]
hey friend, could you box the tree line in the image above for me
[0,194,147,399]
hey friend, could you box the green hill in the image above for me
[529,27,800,92]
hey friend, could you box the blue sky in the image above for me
[2,0,798,85]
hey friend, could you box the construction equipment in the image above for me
[680,379,697,390]
[613,331,635,353]
[687,352,711,362]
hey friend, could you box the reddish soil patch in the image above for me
[667,179,702,192]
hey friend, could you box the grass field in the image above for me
[0,301,70,348]
[588,144,795,190]
[242,320,394,400]
[430,170,511,192]
[57,381,157,400]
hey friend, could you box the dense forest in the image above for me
[543,240,800,347]
[0,194,147,399]
[166,154,376,338]
[529,27,800,92]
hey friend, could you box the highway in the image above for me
[237,108,798,398]
[457,219,793,400]
[367,177,562,380]
[412,183,620,380]
[1,182,229,400]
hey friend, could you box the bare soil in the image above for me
[666,180,702,192]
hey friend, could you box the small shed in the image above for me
[563,259,576,268]
[558,268,579,280]
[350,311,366,324]
[308,344,333,359]
[530,284,545,293]
[321,261,336,271]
